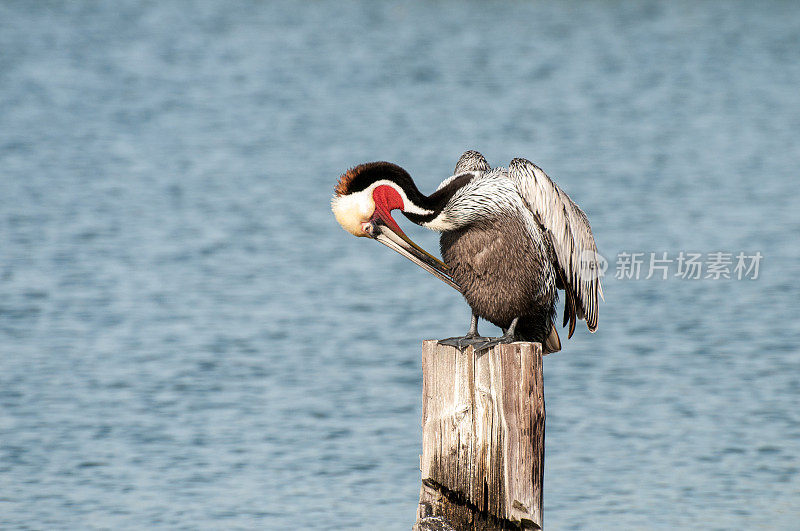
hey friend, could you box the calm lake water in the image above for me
[1,1,799,529]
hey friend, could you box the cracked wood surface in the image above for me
[416,341,545,530]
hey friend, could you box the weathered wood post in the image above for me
[414,341,545,531]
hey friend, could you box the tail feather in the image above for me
[544,324,561,354]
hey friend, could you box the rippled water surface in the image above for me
[2,1,799,529]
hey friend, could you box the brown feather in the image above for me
[334,165,364,197]
[544,324,561,354]
[568,301,576,339]
[565,284,577,339]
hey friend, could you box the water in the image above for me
[1,1,799,529]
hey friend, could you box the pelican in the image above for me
[331,150,602,353]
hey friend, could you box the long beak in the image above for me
[365,217,460,292]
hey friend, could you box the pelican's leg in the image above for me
[472,317,520,353]
[438,314,490,350]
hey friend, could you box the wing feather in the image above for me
[508,158,601,332]
[454,150,491,174]
[436,150,492,192]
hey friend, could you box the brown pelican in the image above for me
[331,150,602,353]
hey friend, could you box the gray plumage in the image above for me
[440,210,556,346]
[436,151,601,349]
[453,150,491,174]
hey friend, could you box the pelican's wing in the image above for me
[508,158,602,335]
[436,150,492,192]
[454,150,491,174]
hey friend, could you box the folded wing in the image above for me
[454,150,491,174]
[507,158,602,336]
[435,150,492,192]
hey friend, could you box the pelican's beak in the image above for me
[364,215,460,291]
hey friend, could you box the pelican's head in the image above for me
[331,162,408,238]
[332,161,459,290]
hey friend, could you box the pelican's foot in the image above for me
[471,332,518,354]
[437,334,491,350]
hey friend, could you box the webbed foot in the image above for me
[471,333,518,353]
[472,317,521,353]
[438,314,487,350]
[438,334,492,350]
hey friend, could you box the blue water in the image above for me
[1,1,799,529]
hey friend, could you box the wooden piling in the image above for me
[414,341,545,531]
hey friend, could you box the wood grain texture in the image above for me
[417,341,545,530]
